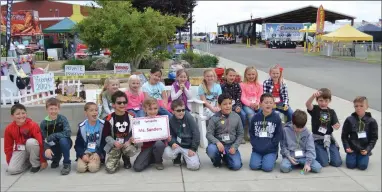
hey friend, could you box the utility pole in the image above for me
[189,9,193,52]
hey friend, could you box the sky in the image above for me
[2,1,381,32]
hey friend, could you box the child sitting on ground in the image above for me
[198,69,222,119]
[305,88,342,167]
[142,67,172,117]
[206,93,244,170]
[280,109,322,173]
[133,97,167,172]
[163,99,201,170]
[249,93,282,172]
[99,77,120,119]
[263,64,293,122]
[221,68,246,143]
[125,75,145,117]
[75,102,106,173]
[168,69,192,112]
[101,91,139,173]
[40,98,72,175]
[4,104,47,174]
[341,96,378,170]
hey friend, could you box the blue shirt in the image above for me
[142,82,166,100]
[85,120,101,153]
[197,83,222,103]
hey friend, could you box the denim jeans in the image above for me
[158,107,173,117]
[280,157,322,173]
[249,151,277,172]
[315,142,342,167]
[43,137,73,164]
[127,109,145,117]
[242,105,259,122]
[274,103,293,122]
[206,143,242,170]
[8,50,17,57]
[346,152,369,170]
[236,108,247,128]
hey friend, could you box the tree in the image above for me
[76,1,184,71]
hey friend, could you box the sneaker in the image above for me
[51,161,59,169]
[173,154,181,166]
[213,163,221,168]
[155,163,164,170]
[122,156,132,169]
[60,164,71,175]
[30,166,40,173]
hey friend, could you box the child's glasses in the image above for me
[175,109,186,113]
[116,101,127,105]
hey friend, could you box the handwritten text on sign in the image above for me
[132,116,170,143]
[33,73,55,93]
[65,65,85,76]
[114,63,131,74]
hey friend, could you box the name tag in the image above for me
[87,142,96,150]
[222,134,230,141]
[358,132,367,139]
[177,137,182,143]
[16,144,25,151]
[274,97,281,103]
[232,100,236,105]
[116,138,125,144]
[259,131,268,138]
[133,108,140,111]
[295,150,304,157]
[318,126,327,134]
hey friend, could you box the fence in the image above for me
[60,79,82,97]
[320,42,381,60]
[1,87,57,106]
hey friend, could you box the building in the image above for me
[1,0,92,30]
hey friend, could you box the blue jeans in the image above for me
[242,106,259,122]
[346,152,369,170]
[127,109,145,117]
[315,142,342,167]
[236,108,247,127]
[158,107,172,117]
[206,143,242,170]
[8,50,17,57]
[43,137,73,164]
[280,157,322,173]
[249,151,277,172]
[274,103,293,122]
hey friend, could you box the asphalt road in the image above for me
[195,43,381,111]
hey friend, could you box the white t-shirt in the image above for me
[9,42,16,50]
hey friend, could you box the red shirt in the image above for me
[272,83,281,98]
[4,118,46,164]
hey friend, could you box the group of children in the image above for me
[4,66,378,176]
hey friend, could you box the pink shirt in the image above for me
[125,90,145,110]
[240,82,263,106]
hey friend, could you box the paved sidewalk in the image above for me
[1,56,381,192]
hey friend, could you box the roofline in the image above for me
[218,17,262,27]
[39,17,65,21]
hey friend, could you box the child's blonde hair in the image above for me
[127,75,141,93]
[269,64,284,84]
[202,69,217,95]
[243,66,259,83]
[99,77,119,104]
[143,97,158,108]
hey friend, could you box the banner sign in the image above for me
[5,0,13,55]
[316,5,325,34]
[261,23,304,41]
[65,65,85,76]
[132,116,170,143]
[114,63,131,74]
[1,10,42,36]
[32,73,55,93]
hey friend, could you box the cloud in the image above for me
[193,1,381,32]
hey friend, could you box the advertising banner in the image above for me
[316,5,325,34]
[5,0,13,55]
[1,10,42,36]
[262,23,304,42]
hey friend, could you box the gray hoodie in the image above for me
[206,111,244,149]
[280,122,316,165]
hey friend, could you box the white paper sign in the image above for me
[132,116,170,143]
[65,65,85,76]
[114,63,131,74]
[33,73,55,93]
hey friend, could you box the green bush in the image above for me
[194,55,219,68]
[62,59,97,70]
[180,51,200,64]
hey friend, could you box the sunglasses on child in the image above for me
[174,109,186,113]
[116,101,127,105]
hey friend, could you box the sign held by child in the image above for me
[132,116,170,143]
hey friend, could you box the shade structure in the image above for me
[321,24,373,41]
[299,23,317,33]
[43,18,76,33]
[357,24,381,32]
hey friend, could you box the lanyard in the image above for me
[358,119,365,132]
[86,120,99,142]
[221,114,230,133]
[262,115,268,131]
[46,120,56,138]
[295,131,301,149]
[178,121,184,138]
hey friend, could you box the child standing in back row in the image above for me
[240,66,263,142]
[100,77,120,119]
[142,67,172,117]
[305,88,342,167]
[168,69,192,112]
[263,64,293,122]
[341,96,378,170]
[198,69,222,119]
[125,75,145,117]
